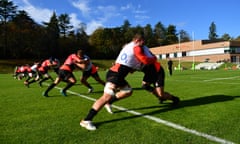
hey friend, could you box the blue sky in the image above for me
[13,0,240,40]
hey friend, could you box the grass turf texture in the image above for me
[0,69,239,144]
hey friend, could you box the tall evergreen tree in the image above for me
[165,24,178,44]
[0,0,17,23]
[179,29,191,42]
[58,13,73,38]
[208,22,218,40]
[43,12,60,57]
[153,22,166,46]
[0,0,17,58]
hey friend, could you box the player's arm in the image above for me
[134,46,156,64]
[74,58,88,70]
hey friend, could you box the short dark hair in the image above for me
[133,33,145,41]
[77,49,84,56]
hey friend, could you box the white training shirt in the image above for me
[115,41,142,70]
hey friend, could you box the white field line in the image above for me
[168,79,239,85]
[52,86,235,144]
[203,76,240,82]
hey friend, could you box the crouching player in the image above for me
[26,58,60,87]
[42,50,87,97]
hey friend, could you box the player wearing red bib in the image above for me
[42,50,86,97]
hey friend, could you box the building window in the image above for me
[224,49,230,53]
[174,53,177,58]
[159,54,162,59]
[182,51,186,57]
[166,53,169,58]
[231,56,236,62]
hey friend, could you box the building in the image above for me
[150,40,240,63]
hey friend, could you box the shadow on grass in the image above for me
[95,95,240,127]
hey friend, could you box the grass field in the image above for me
[0,69,239,144]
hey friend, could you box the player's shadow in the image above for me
[95,95,239,127]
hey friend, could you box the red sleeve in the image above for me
[134,46,156,64]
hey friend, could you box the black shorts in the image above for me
[106,70,128,87]
[142,65,165,87]
[58,69,75,81]
[82,68,99,79]
[142,64,158,83]
[155,67,165,87]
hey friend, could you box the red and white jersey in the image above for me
[64,54,80,65]
[18,65,32,73]
[59,54,81,72]
[38,59,51,72]
[142,45,161,71]
[115,42,142,70]
[31,63,40,72]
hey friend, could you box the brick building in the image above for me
[150,40,240,63]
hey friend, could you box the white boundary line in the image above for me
[53,86,235,144]
[203,76,240,82]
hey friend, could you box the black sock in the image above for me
[39,78,48,83]
[62,82,74,92]
[109,95,119,104]
[85,108,98,121]
[86,84,92,89]
[28,79,36,84]
[45,83,56,93]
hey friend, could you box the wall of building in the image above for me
[150,40,240,63]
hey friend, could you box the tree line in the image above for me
[1,0,239,60]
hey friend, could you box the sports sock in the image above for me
[84,108,98,121]
[62,82,74,92]
[45,83,56,93]
[39,77,48,83]
[86,84,92,89]
[28,79,36,84]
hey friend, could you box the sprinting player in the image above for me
[80,33,156,130]
[78,50,105,93]
[42,50,87,97]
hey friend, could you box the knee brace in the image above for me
[142,84,154,92]
[104,82,115,96]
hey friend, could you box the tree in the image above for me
[179,29,191,42]
[58,13,73,38]
[0,0,17,58]
[235,35,240,41]
[221,33,232,41]
[9,10,40,58]
[121,20,132,42]
[75,22,89,52]
[153,22,166,46]
[43,12,60,57]
[165,24,178,44]
[89,27,123,59]
[0,0,17,23]
[208,22,218,40]
[143,24,155,47]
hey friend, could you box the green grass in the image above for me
[0,69,240,144]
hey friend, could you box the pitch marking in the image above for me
[53,86,235,144]
[203,76,240,82]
